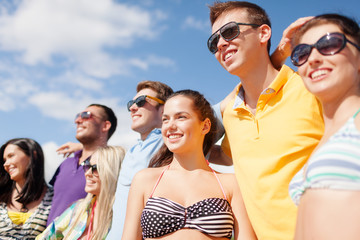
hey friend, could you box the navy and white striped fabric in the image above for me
[141,196,234,238]
[0,187,53,240]
[289,109,360,205]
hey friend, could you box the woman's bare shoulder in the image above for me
[133,166,167,183]
[216,172,236,180]
[215,172,238,188]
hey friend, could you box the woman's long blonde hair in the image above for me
[64,146,125,240]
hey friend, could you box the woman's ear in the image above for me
[202,118,211,135]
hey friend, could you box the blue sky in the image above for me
[0,0,359,179]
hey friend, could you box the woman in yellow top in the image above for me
[0,138,53,240]
[37,146,125,240]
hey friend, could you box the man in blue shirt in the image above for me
[107,80,173,239]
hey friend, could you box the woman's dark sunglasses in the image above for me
[207,21,260,54]
[83,159,98,176]
[127,95,164,111]
[291,32,360,67]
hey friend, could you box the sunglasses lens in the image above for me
[92,166,98,176]
[83,164,90,173]
[83,162,98,176]
[208,34,220,54]
[208,22,239,54]
[135,98,147,108]
[291,44,312,66]
[75,111,91,121]
[221,22,239,41]
[127,100,134,111]
[127,96,147,111]
[318,34,344,55]
[81,112,91,119]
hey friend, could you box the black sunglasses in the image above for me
[82,159,98,176]
[207,21,260,54]
[127,95,164,111]
[291,32,360,67]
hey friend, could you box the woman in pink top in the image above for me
[122,90,256,240]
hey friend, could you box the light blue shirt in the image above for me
[107,128,163,239]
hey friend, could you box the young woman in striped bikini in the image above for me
[287,14,360,239]
[122,90,256,240]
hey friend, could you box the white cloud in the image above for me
[0,77,36,111]
[0,0,167,77]
[42,141,65,183]
[182,16,209,31]
[28,91,122,121]
[2,78,36,95]
[0,93,16,111]
[128,55,175,71]
[55,71,104,91]
[0,0,177,134]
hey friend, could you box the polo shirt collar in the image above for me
[233,65,290,109]
[137,128,161,143]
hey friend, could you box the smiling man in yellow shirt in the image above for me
[207,2,324,239]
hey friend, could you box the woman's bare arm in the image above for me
[121,171,148,240]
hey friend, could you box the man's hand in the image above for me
[56,142,83,158]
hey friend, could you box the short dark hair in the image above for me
[293,13,360,46]
[88,104,117,140]
[148,90,217,168]
[136,80,174,102]
[209,1,272,53]
[0,138,46,206]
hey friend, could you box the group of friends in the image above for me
[0,1,360,240]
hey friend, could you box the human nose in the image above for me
[162,118,175,131]
[129,102,138,112]
[306,48,323,66]
[84,167,92,177]
[167,119,177,130]
[3,159,10,168]
[217,34,229,52]
[75,114,82,124]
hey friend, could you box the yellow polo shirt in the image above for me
[222,65,324,240]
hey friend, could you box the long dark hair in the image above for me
[0,138,46,206]
[148,90,218,168]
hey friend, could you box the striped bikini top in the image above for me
[289,108,360,205]
[140,165,234,239]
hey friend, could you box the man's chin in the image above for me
[76,135,92,144]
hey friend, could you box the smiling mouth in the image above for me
[224,50,236,61]
[167,133,182,139]
[131,114,141,120]
[310,69,330,80]
[7,168,15,174]
[86,179,96,184]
